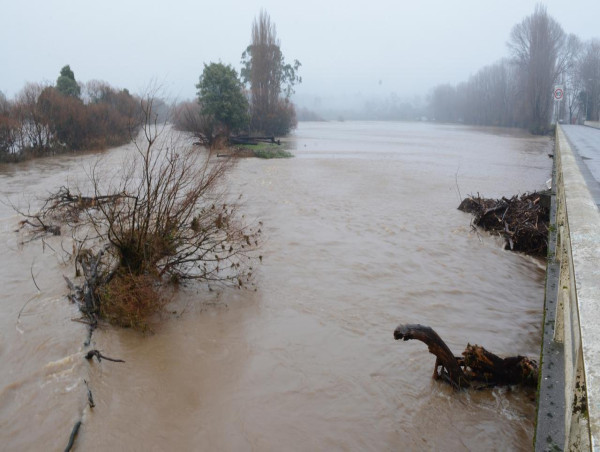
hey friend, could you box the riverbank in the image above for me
[222,141,293,158]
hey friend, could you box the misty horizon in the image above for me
[2,1,599,118]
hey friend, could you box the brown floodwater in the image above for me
[0,121,552,451]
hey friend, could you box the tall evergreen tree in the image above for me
[56,65,81,98]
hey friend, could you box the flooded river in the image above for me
[0,121,552,451]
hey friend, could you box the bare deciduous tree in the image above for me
[0,91,18,156]
[429,59,520,128]
[508,4,567,133]
[13,83,53,153]
[562,35,583,123]
[578,39,600,121]
[172,100,220,148]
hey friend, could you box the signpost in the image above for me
[554,86,564,101]
[554,85,564,123]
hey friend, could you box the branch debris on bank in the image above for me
[458,192,550,257]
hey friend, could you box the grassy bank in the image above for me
[233,141,293,159]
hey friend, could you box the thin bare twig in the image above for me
[17,294,39,321]
[30,260,41,292]
[64,421,81,452]
[454,164,462,203]
[85,349,125,363]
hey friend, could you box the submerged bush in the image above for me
[99,272,164,330]
[29,93,261,329]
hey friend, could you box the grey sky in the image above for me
[2,0,599,108]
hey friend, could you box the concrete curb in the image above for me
[535,158,565,451]
[556,125,600,450]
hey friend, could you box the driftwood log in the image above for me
[394,324,538,389]
[64,421,81,452]
[394,324,470,389]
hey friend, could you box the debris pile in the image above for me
[458,192,550,257]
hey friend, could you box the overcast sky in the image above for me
[2,0,599,108]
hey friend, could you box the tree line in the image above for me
[0,66,141,161]
[429,5,600,134]
[173,10,301,148]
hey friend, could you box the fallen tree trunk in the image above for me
[394,324,538,389]
[394,324,470,389]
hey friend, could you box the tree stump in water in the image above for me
[394,324,538,389]
[394,324,470,389]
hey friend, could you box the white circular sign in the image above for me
[554,88,564,100]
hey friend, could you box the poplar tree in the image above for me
[241,10,301,135]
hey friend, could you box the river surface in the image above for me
[0,121,552,451]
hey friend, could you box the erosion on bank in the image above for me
[458,192,550,257]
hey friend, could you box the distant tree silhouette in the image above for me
[508,5,569,133]
[56,65,81,98]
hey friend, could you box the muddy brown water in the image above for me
[0,121,552,451]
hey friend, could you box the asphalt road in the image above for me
[561,125,600,207]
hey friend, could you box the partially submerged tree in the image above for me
[0,91,18,157]
[193,62,249,148]
[12,82,53,154]
[172,100,216,147]
[241,10,301,136]
[1,74,140,160]
[24,92,260,329]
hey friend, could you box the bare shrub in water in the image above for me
[99,272,164,330]
[33,91,261,328]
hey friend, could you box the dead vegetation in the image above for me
[458,192,550,256]
[20,93,261,330]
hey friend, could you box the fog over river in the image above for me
[0,121,552,450]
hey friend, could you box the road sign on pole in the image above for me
[554,86,564,101]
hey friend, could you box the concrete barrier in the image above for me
[537,125,600,450]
